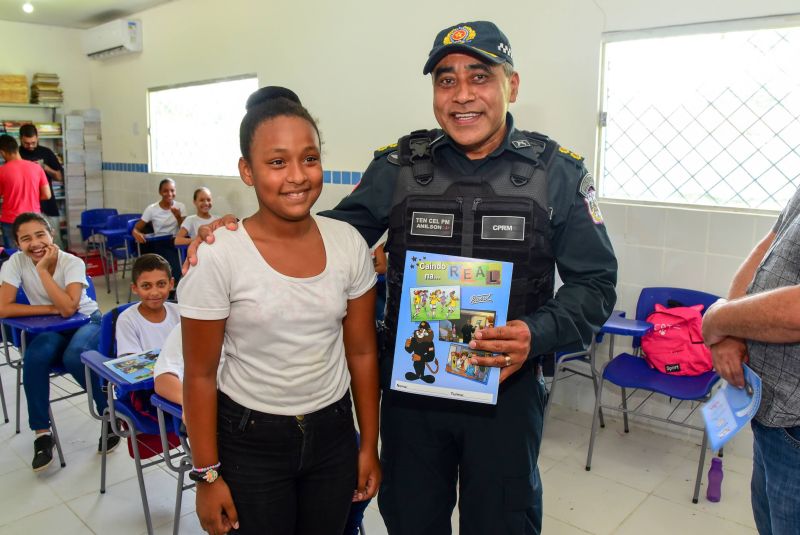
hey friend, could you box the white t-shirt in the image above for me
[180,214,216,239]
[0,250,98,316]
[116,301,180,356]
[154,323,224,382]
[178,215,375,415]
[141,201,188,236]
[154,323,185,381]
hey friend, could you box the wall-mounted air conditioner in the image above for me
[82,19,142,60]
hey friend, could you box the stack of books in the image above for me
[0,75,28,104]
[34,122,62,136]
[30,73,63,104]
[1,120,30,135]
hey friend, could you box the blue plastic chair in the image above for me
[0,278,98,467]
[107,219,143,303]
[585,287,721,504]
[81,302,184,535]
[78,208,119,248]
[543,311,630,432]
[97,214,141,302]
[150,394,192,535]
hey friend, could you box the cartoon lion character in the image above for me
[404,320,438,383]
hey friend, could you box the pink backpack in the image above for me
[640,303,712,376]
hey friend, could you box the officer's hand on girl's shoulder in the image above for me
[182,214,240,274]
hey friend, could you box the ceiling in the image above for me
[0,0,172,29]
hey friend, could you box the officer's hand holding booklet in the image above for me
[102,348,160,384]
[701,364,762,451]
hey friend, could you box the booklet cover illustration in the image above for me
[390,251,512,405]
[103,348,160,384]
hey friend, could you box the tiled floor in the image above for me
[0,276,758,534]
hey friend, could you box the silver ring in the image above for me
[504,356,512,367]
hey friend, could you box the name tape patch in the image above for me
[481,216,525,241]
[410,212,454,238]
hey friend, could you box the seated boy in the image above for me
[116,254,180,357]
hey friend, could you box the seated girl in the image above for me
[0,212,119,472]
[132,177,186,283]
[175,187,215,247]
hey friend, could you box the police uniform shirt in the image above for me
[319,113,617,356]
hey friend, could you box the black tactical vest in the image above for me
[383,129,558,361]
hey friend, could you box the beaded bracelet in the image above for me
[192,462,221,473]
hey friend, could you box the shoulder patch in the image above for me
[373,142,398,159]
[558,146,583,161]
[387,151,400,165]
[578,172,604,225]
[578,172,595,198]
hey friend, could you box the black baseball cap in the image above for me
[423,21,514,75]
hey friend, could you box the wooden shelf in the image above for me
[0,102,61,109]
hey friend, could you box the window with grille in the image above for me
[148,75,258,177]
[599,23,800,211]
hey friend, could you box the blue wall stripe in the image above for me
[99,163,365,183]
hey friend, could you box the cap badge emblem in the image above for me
[444,25,476,45]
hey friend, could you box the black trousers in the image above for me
[217,391,358,535]
[378,359,546,535]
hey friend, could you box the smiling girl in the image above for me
[133,178,186,284]
[0,212,118,471]
[174,187,215,246]
[178,87,380,535]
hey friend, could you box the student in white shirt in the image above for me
[115,253,180,356]
[179,86,380,535]
[133,178,187,239]
[131,178,187,284]
[175,187,215,247]
[0,212,119,471]
[154,323,224,407]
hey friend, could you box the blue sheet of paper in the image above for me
[702,364,762,451]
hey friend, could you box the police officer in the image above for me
[319,20,617,535]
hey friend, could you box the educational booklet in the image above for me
[390,250,513,405]
[102,348,160,384]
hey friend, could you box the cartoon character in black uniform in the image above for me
[404,321,438,383]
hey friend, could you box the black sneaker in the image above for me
[98,420,123,453]
[32,434,54,472]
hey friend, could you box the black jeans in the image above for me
[217,391,358,535]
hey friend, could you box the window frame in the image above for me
[595,14,800,214]
[146,73,258,177]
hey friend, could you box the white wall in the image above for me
[0,20,91,111]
